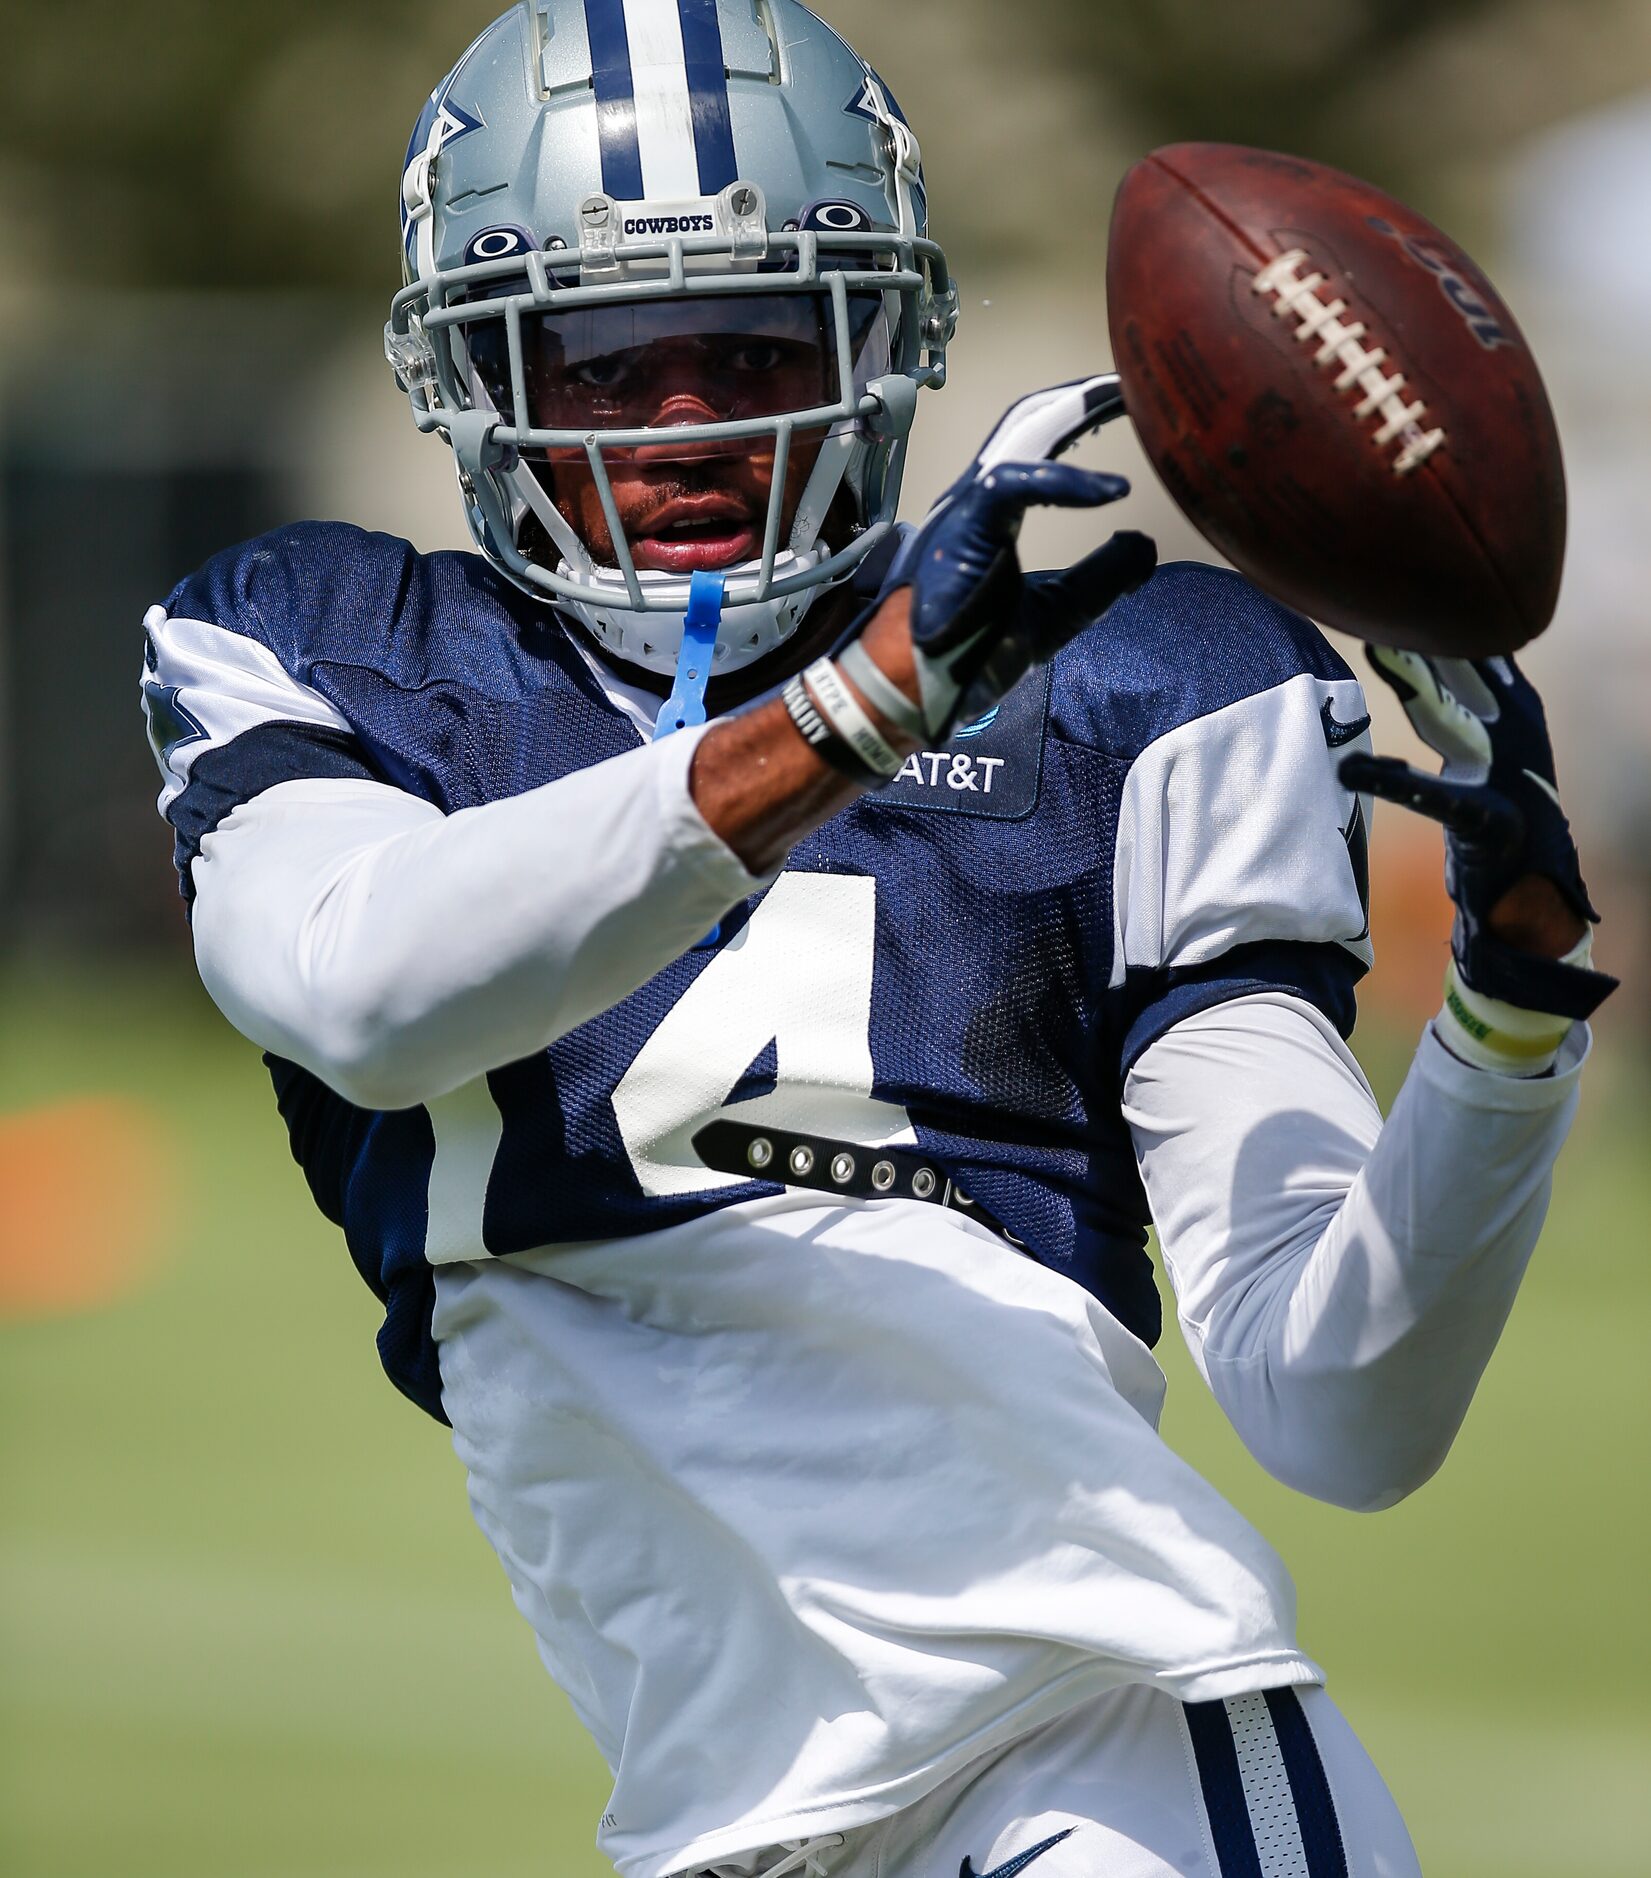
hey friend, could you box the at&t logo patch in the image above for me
[893,750,1008,794]
[871,670,1049,822]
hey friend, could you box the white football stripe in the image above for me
[623,0,701,199]
[1226,1692,1311,1877]
[144,608,354,809]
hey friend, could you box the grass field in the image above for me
[2,957,1647,1877]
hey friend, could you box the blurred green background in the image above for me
[3,2,1649,1874]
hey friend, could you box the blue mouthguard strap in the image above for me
[654,572,724,740]
[653,573,726,948]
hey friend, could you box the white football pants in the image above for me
[702,1682,1421,1878]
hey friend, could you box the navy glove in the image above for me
[1340,647,1616,1021]
[840,377,1156,743]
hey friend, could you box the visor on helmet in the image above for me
[466,290,889,441]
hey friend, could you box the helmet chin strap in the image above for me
[653,572,728,949]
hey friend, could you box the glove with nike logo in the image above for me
[1339,647,1616,1069]
[837,377,1157,747]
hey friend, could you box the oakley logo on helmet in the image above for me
[464,225,536,266]
[798,200,874,233]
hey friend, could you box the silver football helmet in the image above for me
[386,0,956,675]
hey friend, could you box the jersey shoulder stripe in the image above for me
[144,523,570,894]
[142,606,357,810]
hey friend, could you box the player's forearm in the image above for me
[192,729,767,1109]
[1126,994,1585,1511]
[690,587,920,872]
[1205,1038,1569,1513]
[690,692,866,874]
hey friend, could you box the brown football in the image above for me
[1106,143,1566,656]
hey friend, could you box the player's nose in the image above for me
[632,390,746,466]
[646,391,727,428]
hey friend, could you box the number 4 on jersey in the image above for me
[613,872,914,1197]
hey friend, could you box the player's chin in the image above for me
[627,525,761,574]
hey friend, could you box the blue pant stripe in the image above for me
[676,0,739,194]
[1264,1690,1350,1878]
[583,0,645,201]
[1184,1699,1265,1878]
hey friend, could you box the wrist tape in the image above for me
[1435,928,1594,1075]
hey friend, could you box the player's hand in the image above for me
[1340,647,1616,1020]
[841,378,1157,745]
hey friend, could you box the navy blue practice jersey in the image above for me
[143,523,1372,1421]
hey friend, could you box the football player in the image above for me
[140,5,1614,1876]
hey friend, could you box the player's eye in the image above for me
[571,356,631,391]
[727,340,788,373]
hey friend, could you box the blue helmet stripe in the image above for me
[583,0,646,201]
[675,0,738,195]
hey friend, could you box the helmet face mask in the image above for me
[465,281,890,601]
[386,1,955,676]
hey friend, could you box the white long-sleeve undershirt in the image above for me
[190,727,766,1111]
[1125,994,1585,1510]
[191,759,1586,1513]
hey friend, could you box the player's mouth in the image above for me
[629,496,759,573]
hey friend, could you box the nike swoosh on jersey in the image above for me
[1523,768,1565,811]
[1321,697,1372,748]
[959,1826,1075,1878]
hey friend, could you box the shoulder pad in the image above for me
[1052,560,1353,758]
[161,521,423,679]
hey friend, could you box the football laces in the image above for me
[1252,248,1447,477]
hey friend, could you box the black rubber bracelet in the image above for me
[781,675,884,786]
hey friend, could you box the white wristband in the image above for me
[802,658,905,779]
[837,638,925,739]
